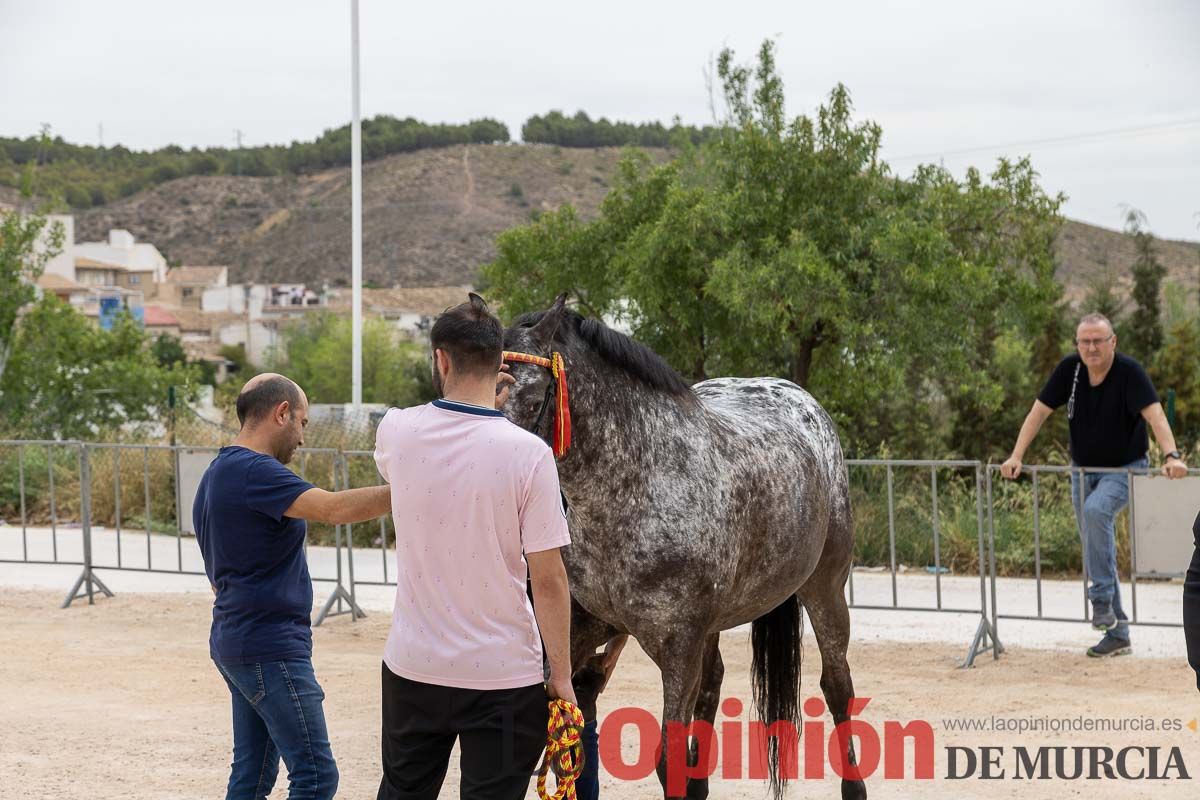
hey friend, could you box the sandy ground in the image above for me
[2,589,1199,799]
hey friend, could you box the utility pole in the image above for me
[234,128,244,176]
[350,0,363,409]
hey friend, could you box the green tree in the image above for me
[1155,318,1200,452]
[0,198,64,384]
[270,313,431,406]
[1081,274,1127,333]
[218,343,252,376]
[1123,208,1166,363]
[485,40,1064,458]
[151,333,187,367]
[0,297,198,439]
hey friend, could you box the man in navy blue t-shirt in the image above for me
[195,373,391,800]
[1000,313,1188,658]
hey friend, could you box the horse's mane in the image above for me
[512,309,694,398]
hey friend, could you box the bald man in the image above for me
[195,374,391,800]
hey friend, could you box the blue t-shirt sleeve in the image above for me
[245,456,315,522]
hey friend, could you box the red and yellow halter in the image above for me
[502,350,572,458]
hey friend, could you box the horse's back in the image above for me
[693,377,843,461]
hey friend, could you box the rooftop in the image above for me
[166,266,228,285]
[142,305,181,327]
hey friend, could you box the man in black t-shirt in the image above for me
[1000,313,1188,658]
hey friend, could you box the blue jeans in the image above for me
[576,719,599,800]
[216,658,339,800]
[1070,457,1146,641]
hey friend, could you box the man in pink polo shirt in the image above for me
[373,294,575,800]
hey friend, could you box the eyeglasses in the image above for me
[1075,335,1113,348]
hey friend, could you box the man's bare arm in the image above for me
[527,547,576,706]
[1141,403,1188,479]
[1001,400,1055,479]
[284,485,391,524]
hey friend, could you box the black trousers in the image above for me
[377,663,549,800]
[1185,516,1200,692]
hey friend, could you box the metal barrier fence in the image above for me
[844,459,1000,667]
[4,441,1194,668]
[984,463,1199,636]
[0,440,352,613]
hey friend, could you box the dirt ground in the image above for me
[2,589,1198,799]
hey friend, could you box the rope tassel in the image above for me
[537,699,585,800]
[550,352,571,457]
[502,350,573,458]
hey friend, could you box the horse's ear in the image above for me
[531,293,569,344]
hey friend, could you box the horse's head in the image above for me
[500,293,572,443]
[501,292,697,454]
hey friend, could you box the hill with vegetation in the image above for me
[64,143,1199,301]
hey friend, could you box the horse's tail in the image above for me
[750,593,803,800]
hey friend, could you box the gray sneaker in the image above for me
[1091,603,1117,631]
[1087,636,1131,658]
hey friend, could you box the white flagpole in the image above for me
[350,0,363,409]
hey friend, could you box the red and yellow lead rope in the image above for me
[502,351,572,458]
[537,698,585,800]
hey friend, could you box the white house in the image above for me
[74,229,168,284]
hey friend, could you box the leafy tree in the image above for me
[1122,208,1166,363]
[0,194,64,384]
[0,297,199,439]
[269,313,432,407]
[151,333,187,368]
[1081,273,1127,333]
[485,40,1064,458]
[1155,317,1200,452]
[218,343,252,376]
[522,111,717,148]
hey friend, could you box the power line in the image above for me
[887,117,1200,164]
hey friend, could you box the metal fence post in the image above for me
[18,444,28,561]
[314,450,365,626]
[962,463,1002,667]
[63,444,114,607]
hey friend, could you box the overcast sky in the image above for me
[2,0,1198,239]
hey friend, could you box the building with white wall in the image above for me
[74,229,168,283]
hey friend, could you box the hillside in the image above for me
[76,145,645,287]
[73,144,1200,299]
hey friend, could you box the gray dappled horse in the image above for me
[502,296,864,800]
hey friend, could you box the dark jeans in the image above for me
[377,663,549,800]
[1186,522,1200,692]
[216,658,338,800]
[576,719,600,800]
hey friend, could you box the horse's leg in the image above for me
[684,634,722,800]
[570,598,620,670]
[799,511,867,800]
[641,630,709,799]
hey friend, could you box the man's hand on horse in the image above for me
[495,364,515,409]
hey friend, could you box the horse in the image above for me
[500,295,865,800]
